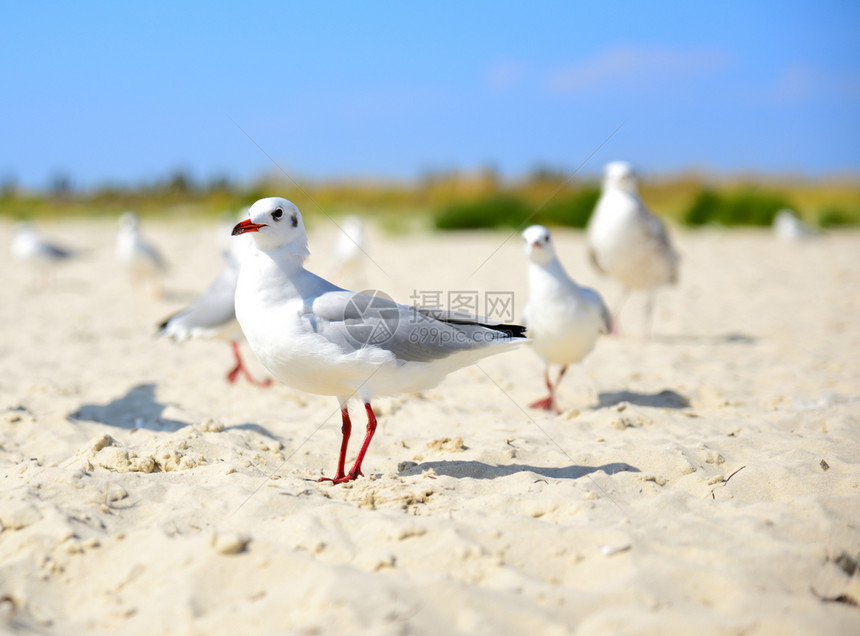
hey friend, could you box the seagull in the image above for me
[232,197,527,484]
[331,215,366,278]
[12,222,76,283]
[522,225,611,413]
[586,161,679,336]
[773,209,814,242]
[116,211,167,299]
[157,228,272,387]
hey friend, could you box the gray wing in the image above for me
[143,241,167,270]
[639,204,680,280]
[309,291,526,363]
[640,203,678,262]
[582,287,613,334]
[42,242,74,260]
[158,254,238,338]
[31,237,74,261]
[641,208,674,253]
[587,246,606,275]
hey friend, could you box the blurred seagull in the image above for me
[331,215,367,286]
[333,215,365,269]
[522,225,611,413]
[773,209,814,242]
[116,211,167,299]
[587,161,679,336]
[232,197,527,484]
[157,229,271,387]
[12,221,76,283]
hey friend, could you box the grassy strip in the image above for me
[2,174,858,229]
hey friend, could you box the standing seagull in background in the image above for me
[232,197,527,484]
[157,226,271,387]
[331,215,367,285]
[587,161,679,336]
[773,209,814,242]
[116,211,167,299]
[522,225,611,413]
[12,221,75,282]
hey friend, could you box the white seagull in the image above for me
[157,231,271,387]
[12,222,75,281]
[522,225,612,413]
[773,209,814,242]
[586,161,679,335]
[331,215,367,278]
[232,197,527,484]
[116,211,167,298]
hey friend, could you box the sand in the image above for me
[1,217,859,635]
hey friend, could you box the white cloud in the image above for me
[545,45,732,93]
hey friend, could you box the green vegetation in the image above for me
[538,187,601,228]
[1,168,858,230]
[434,194,530,230]
[431,185,600,231]
[683,189,795,226]
[817,207,856,228]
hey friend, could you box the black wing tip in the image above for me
[437,315,527,339]
[156,312,180,336]
[487,322,528,339]
[476,323,528,340]
[418,308,527,340]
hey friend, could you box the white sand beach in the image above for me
[1,217,858,635]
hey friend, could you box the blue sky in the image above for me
[3,2,859,189]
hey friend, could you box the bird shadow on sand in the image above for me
[597,389,690,409]
[649,332,757,346]
[403,460,639,480]
[68,383,189,432]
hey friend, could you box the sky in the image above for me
[3,1,859,190]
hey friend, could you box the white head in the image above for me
[774,209,797,224]
[603,161,638,194]
[522,225,556,264]
[119,211,139,230]
[340,215,365,244]
[232,197,309,258]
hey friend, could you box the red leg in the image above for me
[227,341,272,387]
[319,406,352,483]
[226,341,242,383]
[529,396,555,410]
[530,368,556,411]
[325,402,377,485]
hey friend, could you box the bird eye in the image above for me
[272,208,283,221]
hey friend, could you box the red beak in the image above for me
[531,241,541,249]
[232,219,266,236]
